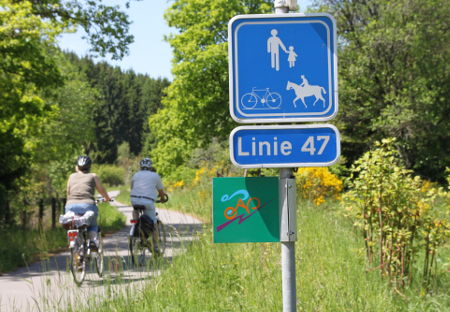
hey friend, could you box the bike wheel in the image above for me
[129,235,151,267]
[94,234,104,277]
[240,93,258,109]
[266,92,282,109]
[156,221,167,256]
[70,245,86,286]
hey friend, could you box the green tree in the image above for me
[32,54,98,195]
[149,0,273,180]
[312,0,450,182]
[0,0,64,203]
[16,0,135,60]
[66,54,170,163]
[0,0,134,222]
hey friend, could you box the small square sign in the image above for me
[213,177,280,243]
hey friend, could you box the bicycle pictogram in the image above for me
[240,87,282,110]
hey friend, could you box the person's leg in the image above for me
[84,204,99,249]
[144,201,159,253]
[275,51,280,71]
[130,200,141,236]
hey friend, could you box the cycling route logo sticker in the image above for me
[216,189,273,232]
[213,177,280,243]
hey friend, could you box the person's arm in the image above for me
[66,180,70,197]
[158,189,166,198]
[156,175,167,201]
[93,174,112,201]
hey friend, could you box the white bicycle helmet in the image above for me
[140,158,152,170]
[77,155,92,172]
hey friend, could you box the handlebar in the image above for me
[95,197,114,204]
[155,194,169,203]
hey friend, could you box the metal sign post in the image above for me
[277,4,297,312]
[273,3,297,312]
[225,1,339,311]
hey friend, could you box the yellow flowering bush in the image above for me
[167,180,185,192]
[295,167,343,205]
[192,165,224,186]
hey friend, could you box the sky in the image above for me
[57,1,313,81]
[58,0,173,79]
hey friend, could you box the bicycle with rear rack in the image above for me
[129,194,170,267]
[60,198,110,286]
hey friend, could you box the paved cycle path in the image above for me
[0,192,202,312]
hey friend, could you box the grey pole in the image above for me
[280,168,297,312]
[274,2,298,310]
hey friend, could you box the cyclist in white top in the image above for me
[130,158,167,248]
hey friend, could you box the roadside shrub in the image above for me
[94,165,125,186]
[343,138,449,288]
[295,167,343,205]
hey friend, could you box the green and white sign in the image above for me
[213,177,280,243]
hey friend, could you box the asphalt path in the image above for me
[0,192,202,312]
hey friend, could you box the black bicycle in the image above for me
[129,195,169,267]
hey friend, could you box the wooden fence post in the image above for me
[51,198,57,229]
[38,199,44,229]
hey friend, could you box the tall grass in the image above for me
[0,199,126,274]
[97,202,126,233]
[0,227,67,274]
[112,184,131,205]
[71,184,448,312]
[164,183,212,222]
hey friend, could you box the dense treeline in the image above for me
[0,51,169,227]
[150,0,449,184]
[0,0,168,227]
[65,53,170,162]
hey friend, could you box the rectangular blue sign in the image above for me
[228,14,337,123]
[230,125,340,168]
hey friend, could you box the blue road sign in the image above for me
[228,14,337,123]
[230,125,340,168]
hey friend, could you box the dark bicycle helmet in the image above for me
[140,157,152,170]
[77,155,92,172]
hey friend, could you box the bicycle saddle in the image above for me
[132,204,146,211]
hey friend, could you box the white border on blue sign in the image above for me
[228,13,338,124]
[229,124,341,168]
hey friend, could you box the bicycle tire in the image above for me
[95,234,104,277]
[156,221,167,256]
[129,232,151,267]
[70,245,86,286]
[241,93,258,109]
[266,92,282,109]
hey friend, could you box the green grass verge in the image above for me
[112,184,131,206]
[0,197,126,274]
[98,201,126,233]
[0,227,67,274]
[72,187,448,312]
[164,183,212,222]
